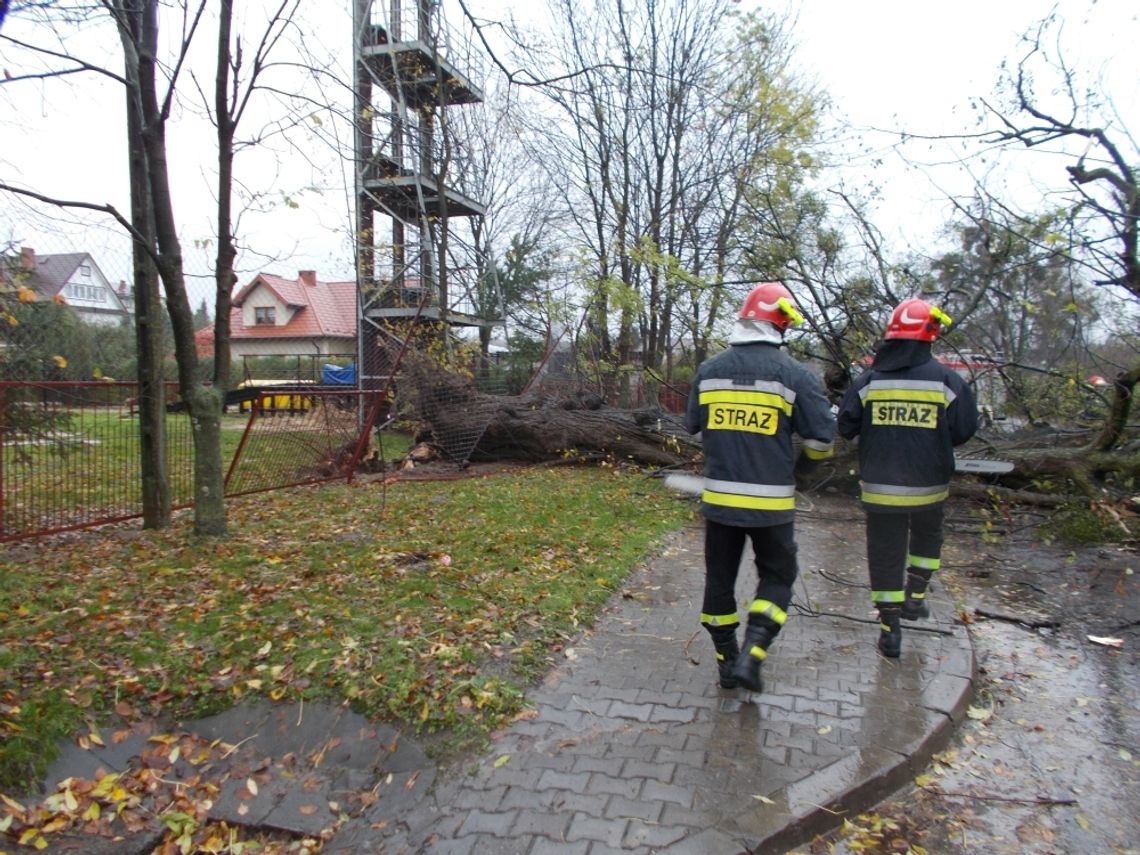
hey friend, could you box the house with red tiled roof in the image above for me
[195,270,357,361]
[2,247,132,325]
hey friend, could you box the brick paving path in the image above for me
[35,495,974,855]
[327,494,975,854]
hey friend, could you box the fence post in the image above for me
[224,403,261,492]
[345,391,379,485]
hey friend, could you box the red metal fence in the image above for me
[0,381,378,542]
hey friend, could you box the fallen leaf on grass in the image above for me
[18,827,47,848]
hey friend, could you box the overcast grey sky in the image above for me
[1,0,1136,302]
[787,0,1139,245]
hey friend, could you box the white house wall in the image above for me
[229,338,355,358]
[63,258,129,325]
[240,285,296,328]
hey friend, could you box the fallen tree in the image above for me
[395,351,1137,521]
[428,388,700,468]
[391,346,701,469]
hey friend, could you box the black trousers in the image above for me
[865,505,945,604]
[702,519,798,632]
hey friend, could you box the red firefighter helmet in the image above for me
[884,299,951,341]
[739,282,804,331]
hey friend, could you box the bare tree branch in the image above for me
[0,181,140,242]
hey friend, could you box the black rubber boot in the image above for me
[715,640,741,689]
[731,625,774,693]
[702,629,738,688]
[901,569,932,620]
[878,606,902,658]
[706,625,740,688]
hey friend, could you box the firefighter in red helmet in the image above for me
[837,298,978,657]
[685,282,836,692]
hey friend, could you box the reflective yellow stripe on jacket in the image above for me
[860,380,953,431]
[699,380,795,437]
[858,379,955,406]
[699,378,796,410]
[702,478,796,511]
[860,482,949,507]
[801,438,834,460]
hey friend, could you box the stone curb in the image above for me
[730,627,976,853]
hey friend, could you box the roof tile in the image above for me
[198,270,356,355]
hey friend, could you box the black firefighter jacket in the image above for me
[837,353,978,512]
[685,342,836,528]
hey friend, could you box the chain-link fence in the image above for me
[363,322,695,469]
[0,381,382,541]
[0,381,196,539]
[225,390,376,496]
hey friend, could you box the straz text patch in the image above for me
[708,402,779,435]
[871,401,938,428]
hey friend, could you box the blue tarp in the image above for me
[321,363,356,386]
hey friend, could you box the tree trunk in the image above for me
[405,368,698,468]
[134,0,226,537]
[470,396,696,467]
[1093,359,1139,452]
[188,383,226,534]
[123,20,170,528]
[213,0,237,396]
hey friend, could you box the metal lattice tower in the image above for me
[351,0,502,395]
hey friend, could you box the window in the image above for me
[79,264,91,279]
[254,306,276,325]
[67,283,105,302]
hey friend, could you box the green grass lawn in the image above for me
[0,464,695,794]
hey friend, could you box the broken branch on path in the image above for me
[922,785,1078,807]
[974,608,1061,630]
[807,610,956,636]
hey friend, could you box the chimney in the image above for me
[299,270,317,287]
[20,247,35,271]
